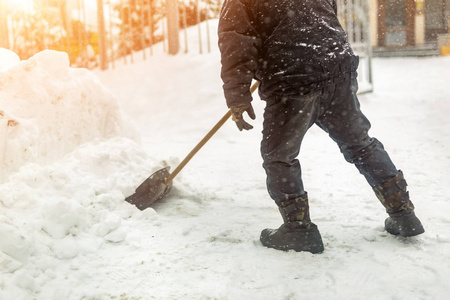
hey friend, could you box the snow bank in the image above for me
[0,136,169,299]
[0,49,137,183]
[0,48,166,299]
[0,48,20,72]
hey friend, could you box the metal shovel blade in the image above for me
[125,166,173,210]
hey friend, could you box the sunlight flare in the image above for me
[4,0,35,12]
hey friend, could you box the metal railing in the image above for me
[338,0,373,93]
[0,0,220,69]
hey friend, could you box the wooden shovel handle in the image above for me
[165,81,259,185]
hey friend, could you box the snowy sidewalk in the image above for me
[96,54,450,299]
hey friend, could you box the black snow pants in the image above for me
[260,70,398,205]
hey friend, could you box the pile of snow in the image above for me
[0,49,137,182]
[0,48,20,71]
[0,48,159,299]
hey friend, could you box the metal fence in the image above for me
[338,0,373,93]
[0,0,220,68]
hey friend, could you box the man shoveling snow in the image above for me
[218,0,424,253]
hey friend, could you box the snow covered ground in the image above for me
[1,20,450,299]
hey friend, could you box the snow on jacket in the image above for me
[218,0,358,107]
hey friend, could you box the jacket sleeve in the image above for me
[218,0,261,108]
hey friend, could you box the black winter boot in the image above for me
[260,194,324,254]
[373,171,424,237]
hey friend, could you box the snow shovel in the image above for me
[125,82,259,210]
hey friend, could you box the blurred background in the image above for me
[0,0,449,77]
[0,0,222,69]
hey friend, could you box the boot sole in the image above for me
[260,226,324,254]
[385,214,425,237]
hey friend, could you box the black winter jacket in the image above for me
[218,0,357,107]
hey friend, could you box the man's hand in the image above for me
[230,103,256,131]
